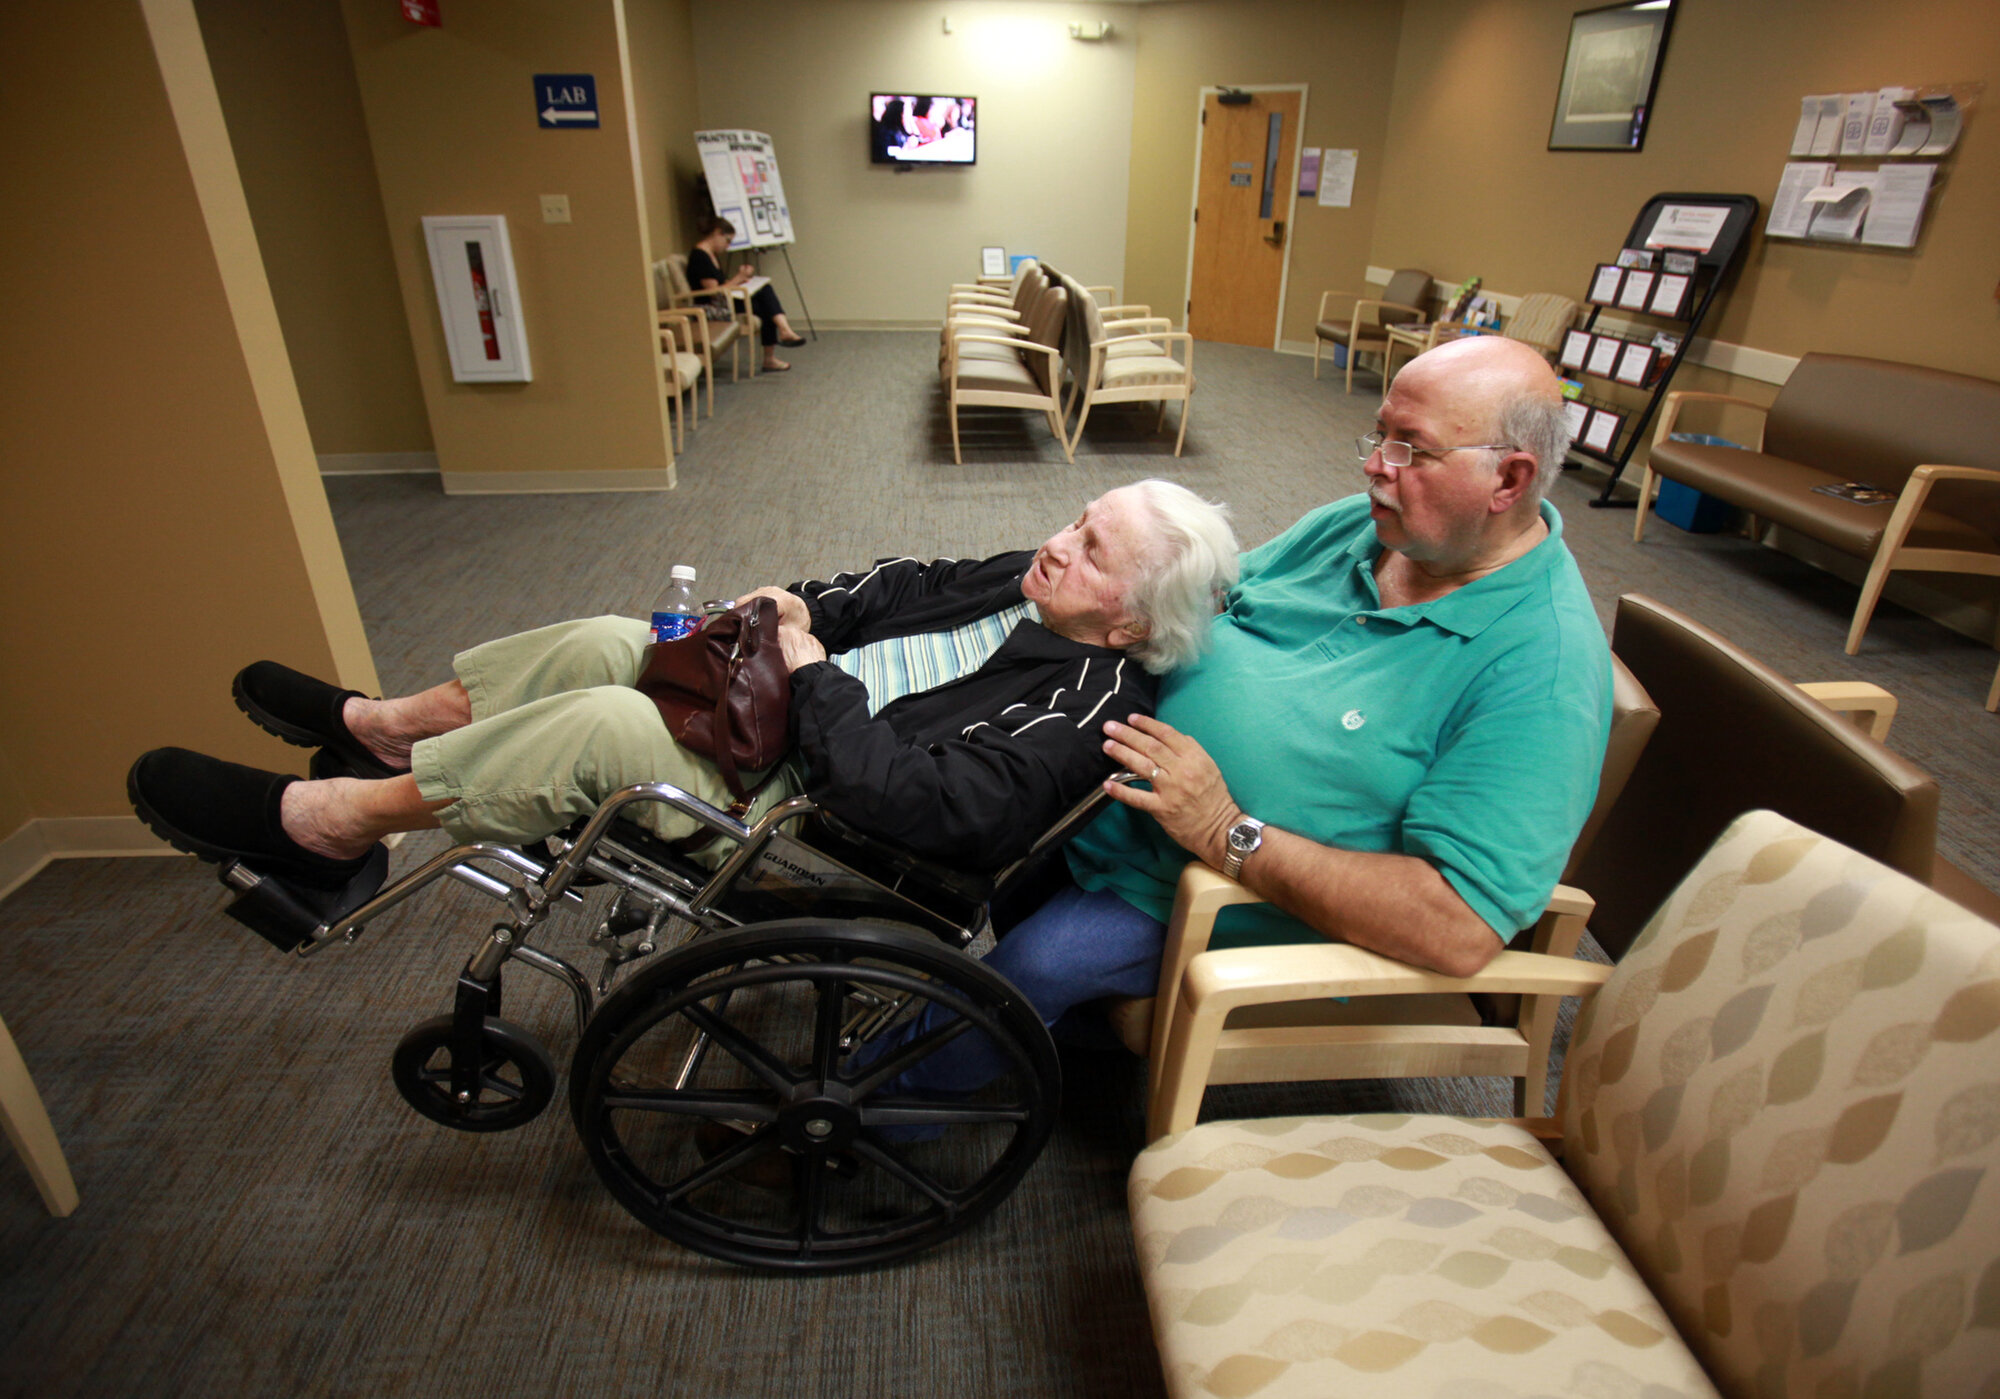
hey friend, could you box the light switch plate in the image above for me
[540,194,571,224]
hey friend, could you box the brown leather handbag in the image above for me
[632,597,792,799]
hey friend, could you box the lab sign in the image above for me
[535,74,598,129]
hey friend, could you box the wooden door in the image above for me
[1188,89,1301,347]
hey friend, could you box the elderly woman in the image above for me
[130,481,1238,892]
[686,215,804,371]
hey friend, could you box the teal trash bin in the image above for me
[1653,434,1741,533]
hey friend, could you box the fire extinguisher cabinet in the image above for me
[422,215,532,383]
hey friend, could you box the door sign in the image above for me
[535,74,599,129]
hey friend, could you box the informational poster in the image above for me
[1316,150,1357,208]
[695,130,795,249]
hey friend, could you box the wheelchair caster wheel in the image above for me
[570,919,1059,1272]
[392,1014,555,1132]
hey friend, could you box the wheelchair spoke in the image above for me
[658,1126,781,1204]
[848,1136,962,1212]
[844,1015,975,1095]
[597,1086,778,1121]
[859,1099,1031,1128]
[678,1000,799,1092]
[793,1150,829,1260]
[810,965,849,1080]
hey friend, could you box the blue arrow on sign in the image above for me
[535,74,599,129]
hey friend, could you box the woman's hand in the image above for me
[731,264,755,286]
[777,623,826,673]
[1101,714,1241,869]
[734,587,810,632]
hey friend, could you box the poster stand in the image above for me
[695,129,815,342]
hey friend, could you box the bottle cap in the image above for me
[670,565,697,581]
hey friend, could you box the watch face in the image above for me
[1228,821,1262,852]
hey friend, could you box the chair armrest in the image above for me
[1797,681,1899,741]
[948,317,1030,337]
[1102,317,1172,335]
[1908,463,2000,488]
[1181,943,1614,1018]
[1084,286,1117,301]
[1097,330,1190,350]
[1650,391,1769,449]
[1100,304,1151,319]
[1318,289,1368,319]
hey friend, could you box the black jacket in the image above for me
[788,551,1155,868]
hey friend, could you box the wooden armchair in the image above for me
[1312,267,1430,393]
[656,254,757,390]
[655,308,708,454]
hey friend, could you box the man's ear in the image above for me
[1488,451,1539,514]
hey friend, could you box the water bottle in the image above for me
[651,564,702,642]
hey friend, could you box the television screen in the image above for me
[870,94,976,165]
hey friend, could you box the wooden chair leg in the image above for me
[1312,339,1322,380]
[1174,397,1191,457]
[1987,659,1999,713]
[705,361,715,418]
[1633,464,1654,542]
[1,1012,78,1217]
[950,396,963,465]
[1049,406,1074,465]
[1343,345,1356,395]
[1068,399,1094,454]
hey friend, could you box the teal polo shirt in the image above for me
[1065,493,1611,949]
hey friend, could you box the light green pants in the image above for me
[410,615,800,849]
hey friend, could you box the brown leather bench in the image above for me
[1635,352,2000,657]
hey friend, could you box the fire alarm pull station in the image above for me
[422,215,532,383]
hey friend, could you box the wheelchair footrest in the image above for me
[218,845,391,952]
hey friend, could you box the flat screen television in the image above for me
[870,94,976,165]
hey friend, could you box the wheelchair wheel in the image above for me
[392,1014,556,1132]
[569,919,1059,1271]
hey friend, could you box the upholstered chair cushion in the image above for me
[1562,810,2000,1396]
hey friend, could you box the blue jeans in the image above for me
[881,882,1168,1096]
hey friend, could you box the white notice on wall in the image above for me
[1644,203,1730,252]
[1316,150,1357,208]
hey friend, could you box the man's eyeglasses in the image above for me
[1355,431,1514,468]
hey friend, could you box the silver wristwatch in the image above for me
[1221,815,1266,881]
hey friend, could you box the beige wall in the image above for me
[689,0,1137,323]
[1374,0,2000,381]
[626,0,705,266]
[0,0,376,846]
[1122,0,1407,348]
[196,0,433,458]
[340,0,675,489]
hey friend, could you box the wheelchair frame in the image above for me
[216,779,1108,1271]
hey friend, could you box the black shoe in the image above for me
[232,661,403,779]
[777,334,807,348]
[128,747,386,891]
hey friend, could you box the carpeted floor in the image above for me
[3,332,1995,1398]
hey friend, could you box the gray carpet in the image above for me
[3,332,1996,1398]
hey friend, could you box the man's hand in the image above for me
[735,587,810,632]
[777,623,826,672]
[1100,714,1240,870]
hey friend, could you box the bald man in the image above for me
[886,337,1614,1096]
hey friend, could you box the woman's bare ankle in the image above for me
[279,779,379,860]
[343,682,469,769]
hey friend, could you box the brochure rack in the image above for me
[1570,193,1758,507]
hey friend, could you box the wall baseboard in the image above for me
[440,468,676,495]
[318,451,440,475]
[0,816,181,905]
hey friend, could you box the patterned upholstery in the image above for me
[1130,812,2000,1397]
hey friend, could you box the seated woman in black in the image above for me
[687,215,805,371]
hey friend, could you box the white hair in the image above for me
[1121,479,1239,674]
[1498,387,1577,499]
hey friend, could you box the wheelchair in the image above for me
[211,776,1112,1272]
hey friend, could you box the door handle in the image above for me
[1265,219,1286,247]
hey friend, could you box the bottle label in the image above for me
[651,611,702,643]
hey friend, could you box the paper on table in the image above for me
[1839,92,1876,155]
[1804,175,1875,241]
[1860,163,1934,248]
[1768,162,1831,238]
[1316,149,1357,208]
[1586,336,1622,377]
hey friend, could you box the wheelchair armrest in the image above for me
[804,810,997,908]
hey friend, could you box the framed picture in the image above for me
[980,246,1008,277]
[1549,0,1676,151]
